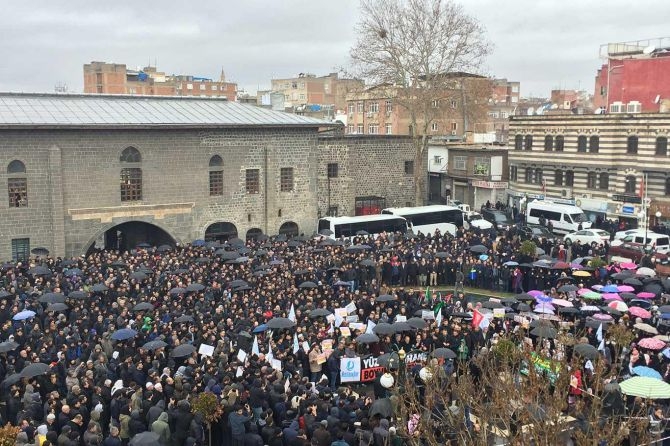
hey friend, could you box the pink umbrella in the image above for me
[528,290,543,297]
[638,337,667,350]
[608,301,629,312]
[551,298,573,307]
[570,263,583,270]
[593,313,613,321]
[577,288,590,296]
[629,306,652,319]
[620,262,637,270]
[637,292,656,299]
[618,285,635,292]
[602,293,622,301]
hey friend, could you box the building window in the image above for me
[120,147,141,163]
[7,160,27,208]
[453,156,467,171]
[534,168,543,184]
[385,123,392,135]
[555,135,564,152]
[385,100,392,113]
[120,168,142,202]
[348,104,355,114]
[431,122,439,132]
[280,167,294,192]
[544,135,553,151]
[577,135,587,152]
[514,134,523,150]
[186,83,193,90]
[599,172,609,190]
[357,124,364,134]
[627,135,638,154]
[473,157,490,176]
[524,168,533,183]
[327,163,338,178]
[11,238,29,262]
[587,171,597,189]
[211,85,218,91]
[565,170,574,186]
[524,134,533,150]
[501,111,509,119]
[368,124,379,134]
[451,122,457,132]
[656,137,668,156]
[589,135,599,153]
[404,161,414,175]
[209,155,224,196]
[665,178,670,196]
[624,175,636,194]
[510,166,518,181]
[327,206,338,217]
[554,169,563,186]
[299,94,306,101]
[450,99,457,109]
[199,84,206,91]
[357,102,364,113]
[431,99,439,108]
[246,169,260,194]
[369,102,379,113]
[347,124,354,134]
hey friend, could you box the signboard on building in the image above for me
[612,194,642,204]
[471,180,509,189]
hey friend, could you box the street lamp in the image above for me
[419,367,433,382]
[380,373,395,389]
[656,211,663,228]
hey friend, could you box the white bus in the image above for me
[381,205,463,236]
[317,215,409,239]
[525,200,591,234]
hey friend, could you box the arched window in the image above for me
[544,135,553,151]
[524,135,533,151]
[587,171,597,189]
[205,222,238,242]
[278,221,299,238]
[589,135,599,153]
[209,155,224,196]
[627,135,638,154]
[555,135,564,152]
[656,137,668,156]
[577,135,587,152]
[514,134,523,150]
[554,169,563,186]
[120,147,142,202]
[624,175,636,194]
[599,172,609,190]
[7,160,27,208]
[246,228,263,242]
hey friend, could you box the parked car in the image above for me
[610,231,670,254]
[563,229,610,246]
[481,208,513,231]
[613,229,641,241]
[608,242,669,264]
[517,225,558,244]
[464,212,493,230]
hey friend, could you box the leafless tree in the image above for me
[350,0,491,205]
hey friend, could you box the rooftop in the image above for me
[0,93,335,129]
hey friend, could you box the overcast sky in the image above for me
[1,0,669,98]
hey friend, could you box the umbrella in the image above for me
[582,291,602,300]
[299,281,318,289]
[130,271,149,281]
[377,353,400,369]
[629,307,652,319]
[170,344,197,358]
[573,270,591,277]
[252,324,268,333]
[218,251,240,260]
[229,279,249,288]
[407,317,428,329]
[501,296,519,305]
[130,432,161,446]
[637,267,657,277]
[638,337,666,350]
[632,366,663,380]
[267,318,296,330]
[479,254,489,261]
[623,278,643,286]
[31,247,49,256]
[309,309,332,318]
[601,284,619,293]
[174,315,195,323]
[573,343,599,360]
[432,348,457,359]
[356,230,370,236]
[551,298,573,307]
[186,283,205,292]
[142,340,168,351]
[530,326,557,339]
[169,287,187,296]
[376,294,396,302]
[0,340,19,353]
[617,285,635,292]
[558,307,580,314]
[373,323,396,335]
[392,321,413,332]
[20,362,51,378]
[360,259,376,267]
[1,373,22,387]
[592,313,613,321]
[620,292,638,300]
[156,244,173,253]
[503,261,519,267]
[92,284,108,292]
[355,333,380,344]
[0,290,12,298]
[132,302,153,312]
[601,293,621,301]
[38,293,65,304]
[469,245,488,254]
[46,303,68,312]
[63,268,83,277]
[620,376,670,399]
[369,398,393,418]
[659,305,670,313]
[12,310,36,321]
[558,284,578,293]
[319,229,333,236]
[435,252,450,259]
[516,293,536,302]
[111,329,138,341]
[637,292,656,299]
[481,300,504,310]
[620,262,637,270]
[608,301,629,312]
[634,323,659,334]
[109,260,128,268]
[580,305,601,313]
[67,290,88,300]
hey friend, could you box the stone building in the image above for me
[0,93,418,260]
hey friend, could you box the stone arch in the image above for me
[246,227,263,242]
[278,221,299,237]
[205,221,238,243]
[83,220,177,256]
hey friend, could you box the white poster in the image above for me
[340,356,361,383]
[198,344,215,357]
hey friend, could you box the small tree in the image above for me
[191,392,222,446]
[520,240,537,258]
[0,424,20,446]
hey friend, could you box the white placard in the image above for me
[236,349,247,363]
[198,344,215,357]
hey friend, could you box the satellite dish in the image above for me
[655,95,661,104]
[643,45,656,55]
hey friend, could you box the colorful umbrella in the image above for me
[12,310,36,321]
[617,285,635,292]
[632,366,663,380]
[620,262,637,270]
[580,305,601,313]
[573,270,591,277]
[528,290,544,297]
[608,301,628,312]
[620,376,670,399]
[634,323,659,334]
[551,298,573,307]
[582,291,602,300]
[535,294,553,303]
[570,263,584,270]
[593,313,613,321]
[637,292,656,299]
[638,337,666,350]
[629,307,652,319]
[577,288,590,296]
[601,284,619,293]
[534,305,555,314]
[602,293,622,301]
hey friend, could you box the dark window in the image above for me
[555,136,564,152]
[544,135,553,151]
[625,175,636,194]
[209,155,223,167]
[404,161,414,175]
[7,160,26,174]
[327,163,338,178]
[656,137,668,156]
[120,147,142,163]
[246,228,263,241]
[554,169,563,186]
[209,155,224,196]
[246,169,260,194]
[280,167,294,192]
[599,172,609,190]
[589,135,599,153]
[514,134,523,150]
[510,166,518,181]
[587,171,597,189]
[355,196,386,215]
[529,208,562,222]
[665,178,670,196]
[565,171,574,187]
[205,222,238,242]
[278,221,299,237]
[577,135,587,152]
[327,206,338,217]
[534,168,543,184]
[524,168,533,183]
[120,168,142,202]
[524,135,533,150]
[11,238,29,262]
[8,178,27,208]
[627,135,638,154]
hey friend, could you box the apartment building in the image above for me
[270,72,362,112]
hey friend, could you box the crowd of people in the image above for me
[1,221,670,446]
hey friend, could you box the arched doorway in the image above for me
[278,221,299,238]
[205,222,238,243]
[86,221,175,255]
[246,228,263,242]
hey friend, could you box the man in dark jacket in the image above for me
[228,404,251,446]
[312,420,331,446]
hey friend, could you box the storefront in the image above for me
[574,197,608,225]
[471,180,508,210]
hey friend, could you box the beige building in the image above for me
[83,62,238,101]
[270,72,362,112]
[507,113,670,227]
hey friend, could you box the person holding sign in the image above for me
[308,344,323,383]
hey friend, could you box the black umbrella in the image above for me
[574,343,600,360]
[170,344,197,358]
[46,303,68,312]
[67,290,88,300]
[0,340,19,353]
[156,245,173,253]
[1,373,22,387]
[482,301,504,309]
[624,278,643,287]
[432,348,457,360]
[31,247,50,256]
[392,321,413,332]
[435,252,450,259]
[20,362,51,378]
[28,266,52,276]
[375,294,396,303]
[109,260,127,268]
[530,326,557,339]
[377,353,400,369]
[611,272,634,280]
[142,340,168,351]
[558,284,579,293]
[228,237,245,247]
[360,259,376,267]
[0,290,12,299]
[501,297,519,305]
[369,398,393,418]
[169,287,187,296]
[287,240,303,248]
[267,318,296,330]
[92,283,108,292]
[355,333,380,344]
[175,315,195,323]
[319,229,333,236]
[407,317,428,329]
[132,302,153,312]
[218,250,240,260]
[516,293,536,302]
[38,293,65,304]
[516,303,531,312]
[130,432,160,446]
[373,323,396,335]
[469,245,488,254]
[309,309,332,318]
[111,329,138,341]
[187,283,205,292]
[299,281,318,289]
[448,312,473,319]
[130,271,149,281]
[558,307,580,314]
[229,279,249,288]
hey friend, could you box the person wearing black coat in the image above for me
[172,400,194,446]
[127,409,146,437]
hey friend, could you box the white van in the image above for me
[525,200,591,235]
[611,231,670,254]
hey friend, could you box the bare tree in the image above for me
[350,0,491,205]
